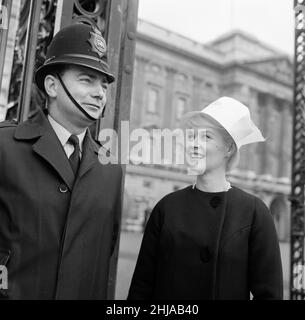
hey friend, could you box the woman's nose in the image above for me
[194,135,202,146]
[193,138,206,152]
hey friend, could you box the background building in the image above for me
[123,19,293,242]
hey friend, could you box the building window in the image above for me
[147,88,159,114]
[176,97,186,120]
[151,64,161,73]
[257,92,267,106]
[176,73,187,82]
[143,180,152,188]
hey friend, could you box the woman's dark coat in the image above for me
[0,109,122,299]
[128,186,283,300]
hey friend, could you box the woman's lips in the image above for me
[188,152,205,159]
[190,155,204,159]
[188,148,205,158]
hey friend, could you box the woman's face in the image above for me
[185,118,230,175]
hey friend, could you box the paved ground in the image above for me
[115,231,290,300]
[115,231,143,300]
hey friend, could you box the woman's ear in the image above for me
[226,142,235,158]
[44,75,58,98]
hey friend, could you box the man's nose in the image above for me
[92,82,107,100]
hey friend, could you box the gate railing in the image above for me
[291,0,305,300]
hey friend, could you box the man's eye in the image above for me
[80,78,91,83]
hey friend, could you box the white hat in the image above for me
[182,96,265,171]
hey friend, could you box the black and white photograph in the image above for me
[0,0,303,307]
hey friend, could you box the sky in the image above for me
[138,0,295,56]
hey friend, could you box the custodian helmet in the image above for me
[35,22,115,93]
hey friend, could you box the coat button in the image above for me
[210,196,221,208]
[59,184,68,193]
[200,247,211,263]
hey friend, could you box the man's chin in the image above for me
[82,107,103,120]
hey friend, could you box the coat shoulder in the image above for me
[230,186,271,225]
[0,120,18,129]
[0,120,18,141]
[146,187,191,229]
[154,186,192,211]
[161,186,191,201]
[230,185,254,199]
[231,186,268,208]
[230,185,262,207]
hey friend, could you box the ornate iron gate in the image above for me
[0,0,138,299]
[291,0,305,300]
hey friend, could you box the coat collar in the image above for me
[14,108,100,191]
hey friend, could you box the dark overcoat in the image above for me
[128,186,283,300]
[0,109,122,299]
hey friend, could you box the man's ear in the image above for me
[44,75,58,98]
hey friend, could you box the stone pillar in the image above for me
[279,103,292,178]
[277,101,285,178]
[191,76,203,109]
[130,55,149,129]
[265,97,283,178]
[265,96,279,177]
[245,89,260,173]
[162,66,176,128]
[257,93,271,176]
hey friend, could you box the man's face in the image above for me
[55,65,108,124]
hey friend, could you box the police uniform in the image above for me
[0,23,122,299]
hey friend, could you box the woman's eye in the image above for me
[199,133,209,140]
[188,134,194,140]
[204,132,212,139]
[186,132,194,139]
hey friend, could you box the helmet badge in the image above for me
[88,26,107,59]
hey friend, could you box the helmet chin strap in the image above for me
[56,73,105,121]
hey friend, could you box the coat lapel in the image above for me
[77,130,99,180]
[14,109,75,191]
[32,132,75,190]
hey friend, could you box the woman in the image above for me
[127,97,283,300]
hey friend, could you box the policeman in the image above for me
[0,22,122,299]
